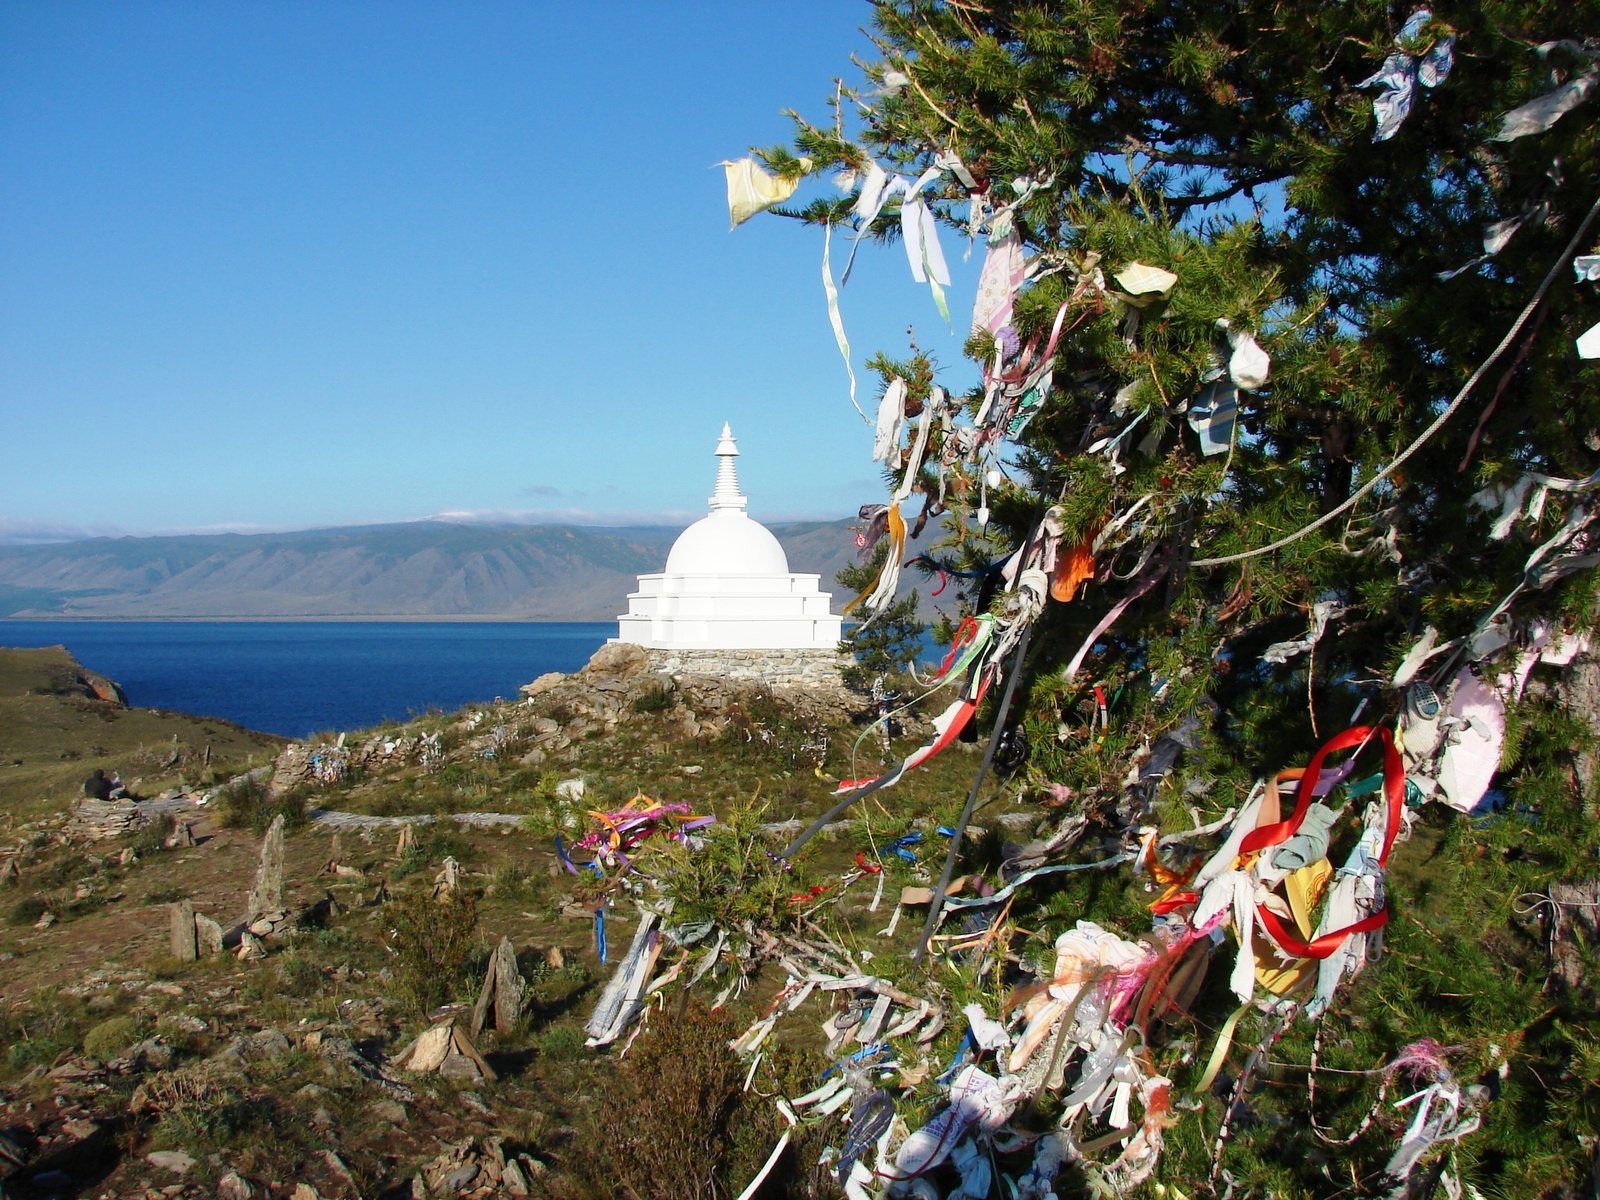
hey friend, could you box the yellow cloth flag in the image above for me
[723,157,808,228]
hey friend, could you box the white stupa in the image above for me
[614,425,842,672]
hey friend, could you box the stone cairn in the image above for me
[65,799,146,841]
[168,814,293,963]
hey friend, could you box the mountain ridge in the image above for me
[0,519,873,621]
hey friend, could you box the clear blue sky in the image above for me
[0,1,984,542]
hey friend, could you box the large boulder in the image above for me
[580,641,649,680]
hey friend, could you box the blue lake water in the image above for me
[0,621,614,739]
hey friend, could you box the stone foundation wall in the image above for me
[642,646,846,691]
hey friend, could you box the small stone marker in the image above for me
[470,936,526,1037]
[432,856,461,901]
[169,899,197,961]
[395,824,416,857]
[246,814,285,922]
[237,931,267,962]
[195,913,224,956]
[390,1020,496,1082]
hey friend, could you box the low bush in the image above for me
[658,797,810,933]
[632,681,676,714]
[6,896,46,926]
[388,887,478,1014]
[576,1002,795,1200]
[82,1014,141,1059]
[213,775,307,834]
[127,813,176,857]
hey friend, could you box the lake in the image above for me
[0,621,614,739]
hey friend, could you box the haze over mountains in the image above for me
[0,520,867,620]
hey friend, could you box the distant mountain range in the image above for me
[0,520,875,621]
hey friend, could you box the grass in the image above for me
[0,645,283,824]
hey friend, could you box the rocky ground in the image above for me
[0,643,1015,1199]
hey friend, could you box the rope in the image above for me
[1190,192,1600,569]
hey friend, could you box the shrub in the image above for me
[82,1014,141,1060]
[388,888,478,1014]
[716,687,831,770]
[273,952,326,997]
[659,798,810,933]
[127,813,176,857]
[213,775,307,834]
[632,681,677,714]
[536,1020,587,1061]
[7,897,46,926]
[578,1002,783,1200]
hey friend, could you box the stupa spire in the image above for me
[709,422,747,512]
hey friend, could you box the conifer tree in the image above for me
[738,1,1600,1193]
[836,540,926,688]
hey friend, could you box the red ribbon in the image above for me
[1239,726,1404,866]
[1245,725,1405,958]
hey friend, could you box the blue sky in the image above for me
[0,1,985,542]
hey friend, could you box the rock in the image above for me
[125,1038,174,1070]
[371,1099,408,1125]
[119,846,139,866]
[170,900,197,961]
[545,945,565,970]
[146,1150,196,1174]
[245,814,285,923]
[583,641,649,679]
[0,858,17,883]
[64,798,147,840]
[33,911,55,930]
[519,672,567,699]
[470,936,525,1037]
[395,824,416,857]
[390,1021,496,1081]
[195,913,224,956]
[165,821,196,849]
[218,1170,255,1200]
[217,1028,290,1063]
[553,778,585,802]
[502,1158,530,1196]
[60,1117,100,1140]
[432,856,462,901]
[444,1162,480,1192]
[322,1150,358,1191]
[237,931,267,961]
[438,1052,484,1081]
[291,1186,323,1200]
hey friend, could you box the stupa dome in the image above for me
[665,512,790,574]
